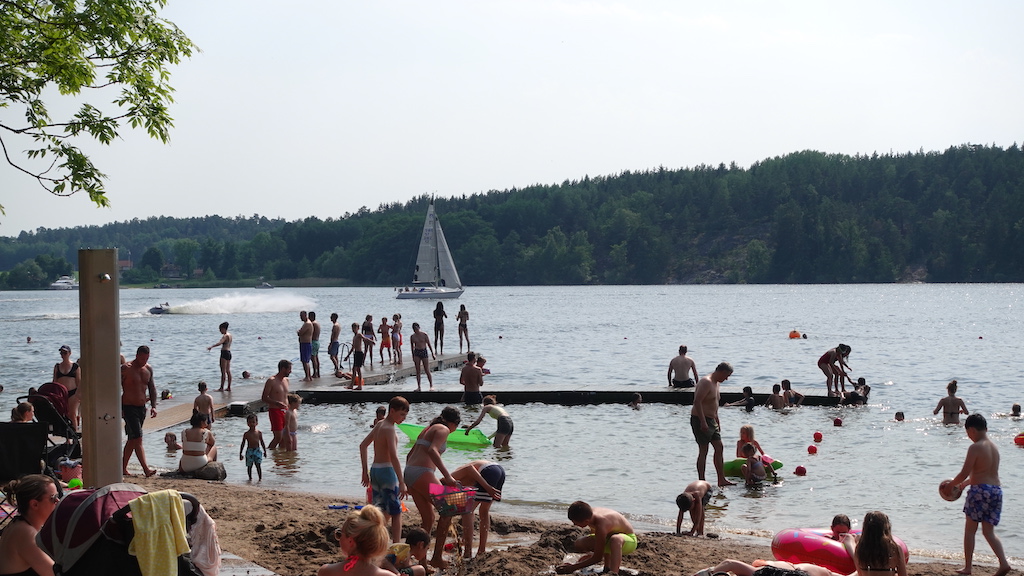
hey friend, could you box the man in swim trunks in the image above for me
[949,413,1010,576]
[297,311,313,382]
[691,362,736,487]
[121,345,158,477]
[261,359,292,450]
[668,345,698,388]
[328,313,341,372]
[309,311,322,378]
[409,322,435,392]
[556,501,637,575]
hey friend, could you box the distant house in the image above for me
[117,259,133,273]
[161,264,182,279]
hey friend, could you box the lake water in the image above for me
[3,284,1023,565]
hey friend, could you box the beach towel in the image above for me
[189,503,221,576]
[127,489,191,576]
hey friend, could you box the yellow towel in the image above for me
[127,489,191,576]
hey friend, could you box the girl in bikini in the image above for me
[404,406,459,569]
[432,302,447,355]
[818,344,852,397]
[465,395,514,448]
[457,304,470,353]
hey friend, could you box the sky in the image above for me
[2,1,1023,237]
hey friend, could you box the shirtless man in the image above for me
[344,323,368,390]
[668,345,699,388]
[460,351,484,404]
[207,321,233,391]
[691,362,736,486]
[309,311,322,378]
[261,359,292,450]
[935,379,969,425]
[409,322,435,392]
[555,501,637,575]
[949,413,1010,576]
[328,313,341,373]
[121,345,158,477]
[297,311,313,382]
[361,314,376,369]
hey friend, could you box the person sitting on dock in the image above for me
[668,345,698,388]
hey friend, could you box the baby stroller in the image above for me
[19,382,82,468]
[38,483,208,576]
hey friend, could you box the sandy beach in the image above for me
[125,477,968,576]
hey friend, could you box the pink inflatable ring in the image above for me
[771,528,909,574]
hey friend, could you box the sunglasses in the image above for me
[47,492,61,503]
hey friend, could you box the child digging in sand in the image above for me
[676,480,712,536]
[555,501,638,575]
[381,527,430,576]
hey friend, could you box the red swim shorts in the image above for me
[269,408,286,432]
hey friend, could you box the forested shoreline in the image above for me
[4,143,1024,289]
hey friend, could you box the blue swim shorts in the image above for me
[964,483,1002,525]
[370,463,403,516]
[245,447,263,467]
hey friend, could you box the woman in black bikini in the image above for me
[457,304,470,353]
[53,344,81,430]
[432,302,447,355]
[0,474,59,576]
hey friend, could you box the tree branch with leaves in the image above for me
[0,0,196,214]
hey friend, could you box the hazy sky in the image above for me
[3,1,1022,237]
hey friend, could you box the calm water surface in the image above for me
[2,285,1022,564]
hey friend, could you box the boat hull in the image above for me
[396,287,464,299]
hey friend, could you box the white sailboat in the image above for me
[397,201,464,299]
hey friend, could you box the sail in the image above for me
[411,204,440,285]
[434,215,462,289]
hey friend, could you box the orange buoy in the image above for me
[1014,432,1024,446]
[789,330,801,339]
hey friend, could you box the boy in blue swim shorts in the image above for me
[949,413,1010,576]
[360,395,410,542]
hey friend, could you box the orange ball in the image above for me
[807,445,818,455]
[813,431,823,442]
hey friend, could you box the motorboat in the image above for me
[396,200,464,299]
[49,275,79,290]
[255,282,274,289]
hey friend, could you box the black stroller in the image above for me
[38,483,209,576]
[19,382,82,469]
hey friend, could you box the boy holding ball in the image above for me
[948,413,1010,576]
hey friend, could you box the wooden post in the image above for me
[78,249,123,488]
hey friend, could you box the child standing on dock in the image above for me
[378,317,392,365]
[239,413,267,481]
[346,323,368,390]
